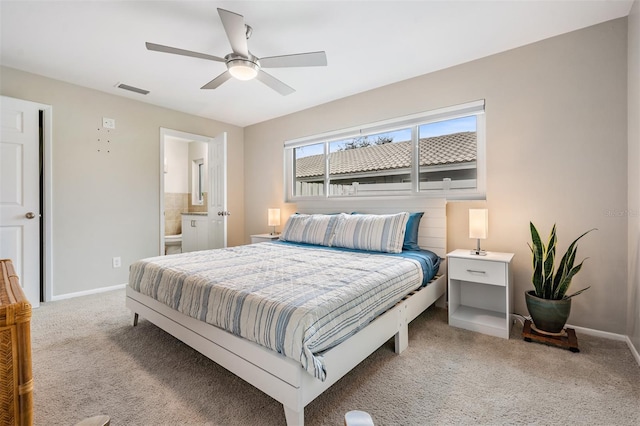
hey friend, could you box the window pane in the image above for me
[328,129,412,197]
[294,143,325,197]
[418,116,477,192]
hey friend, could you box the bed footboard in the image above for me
[126,271,445,426]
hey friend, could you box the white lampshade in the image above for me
[268,208,281,227]
[469,209,488,239]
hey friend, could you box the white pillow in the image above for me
[279,214,339,246]
[331,212,410,253]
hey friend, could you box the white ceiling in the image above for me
[0,0,633,127]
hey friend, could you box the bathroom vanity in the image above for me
[181,212,208,252]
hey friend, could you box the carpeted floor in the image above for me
[31,289,640,425]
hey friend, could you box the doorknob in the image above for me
[25,212,36,219]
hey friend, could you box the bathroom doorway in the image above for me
[159,128,228,255]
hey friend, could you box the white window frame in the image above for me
[283,100,486,202]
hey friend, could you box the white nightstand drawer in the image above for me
[448,257,506,287]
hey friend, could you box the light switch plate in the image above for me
[102,117,116,129]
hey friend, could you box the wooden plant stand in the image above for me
[522,319,579,353]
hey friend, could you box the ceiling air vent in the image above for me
[116,83,149,95]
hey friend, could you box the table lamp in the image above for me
[268,208,281,235]
[469,209,488,255]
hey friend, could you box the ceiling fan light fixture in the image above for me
[227,59,259,80]
[146,8,326,95]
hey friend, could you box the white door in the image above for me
[0,96,41,307]
[208,133,227,249]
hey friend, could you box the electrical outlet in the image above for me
[102,117,116,129]
[112,256,121,268]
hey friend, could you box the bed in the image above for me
[126,198,447,425]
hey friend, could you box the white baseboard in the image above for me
[626,336,640,367]
[566,323,640,368]
[566,323,628,341]
[511,315,640,368]
[50,283,126,301]
[511,316,628,342]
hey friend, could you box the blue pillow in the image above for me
[403,212,424,251]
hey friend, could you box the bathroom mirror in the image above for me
[192,158,205,205]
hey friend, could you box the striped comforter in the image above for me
[128,242,423,381]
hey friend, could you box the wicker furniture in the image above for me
[0,259,33,426]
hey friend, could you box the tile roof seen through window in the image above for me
[295,131,476,178]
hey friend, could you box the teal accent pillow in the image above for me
[403,212,424,251]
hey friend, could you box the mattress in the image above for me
[128,241,438,380]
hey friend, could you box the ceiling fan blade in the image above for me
[146,42,225,62]
[217,8,249,57]
[201,71,232,89]
[255,70,295,96]
[260,51,327,68]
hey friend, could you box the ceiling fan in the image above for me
[146,8,327,96]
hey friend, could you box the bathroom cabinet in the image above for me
[181,214,209,252]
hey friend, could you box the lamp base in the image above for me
[470,239,487,255]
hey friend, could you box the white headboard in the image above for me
[294,198,447,258]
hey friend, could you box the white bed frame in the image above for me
[126,198,447,425]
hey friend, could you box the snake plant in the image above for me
[528,222,595,300]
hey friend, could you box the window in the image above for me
[418,115,478,193]
[284,100,485,201]
[327,128,412,197]
[293,143,325,197]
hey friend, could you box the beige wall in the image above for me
[245,19,629,333]
[628,0,640,354]
[0,66,245,297]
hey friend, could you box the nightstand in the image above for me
[447,249,514,339]
[250,233,281,244]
